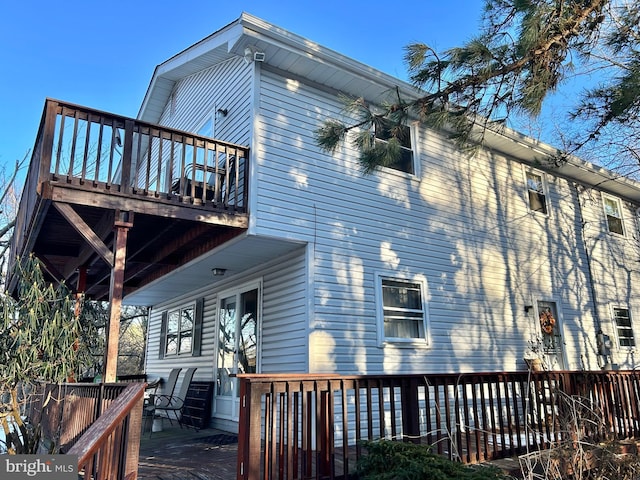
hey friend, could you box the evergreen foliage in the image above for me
[356,440,510,480]
[316,0,640,175]
[0,255,96,454]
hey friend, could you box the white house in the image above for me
[125,13,640,430]
[10,13,640,433]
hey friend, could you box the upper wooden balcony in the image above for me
[8,99,250,300]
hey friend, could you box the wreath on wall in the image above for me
[539,309,556,335]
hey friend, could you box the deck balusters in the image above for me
[238,371,640,480]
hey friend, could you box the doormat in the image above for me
[198,434,238,445]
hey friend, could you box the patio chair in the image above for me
[150,367,197,429]
[143,368,181,432]
[153,368,181,408]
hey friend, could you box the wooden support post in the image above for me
[103,211,133,383]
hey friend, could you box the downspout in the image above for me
[573,183,607,367]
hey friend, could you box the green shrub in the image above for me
[356,440,510,480]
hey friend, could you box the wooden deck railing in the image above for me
[67,382,145,480]
[9,98,250,276]
[237,370,640,480]
[27,382,131,452]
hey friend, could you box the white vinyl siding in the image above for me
[255,69,608,374]
[158,56,252,146]
[259,248,308,373]
[145,248,308,381]
[143,47,640,381]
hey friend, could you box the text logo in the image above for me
[2,455,77,480]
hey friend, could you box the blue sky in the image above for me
[1,1,485,175]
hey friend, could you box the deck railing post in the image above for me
[38,99,58,185]
[401,377,420,443]
[237,377,263,480]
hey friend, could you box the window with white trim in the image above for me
[374,119,415,174]
[603,194,625,235]
[613,307,635,348]
[377,275,428,343]
[525,168,548,215]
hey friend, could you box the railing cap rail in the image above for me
[236,369,640,383]
[44,98,250,152]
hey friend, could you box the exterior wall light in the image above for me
[244,46,265,63]
[211,268,227,276]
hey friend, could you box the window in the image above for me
[166,305,194,355]
[197,115,214,138]
[603,194,625,235]
[525,169,548,214]
[377,275,428,343]
[374,119,414,174]
[613,307,635,348]
[159,298,204,358]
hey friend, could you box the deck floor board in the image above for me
[138,423,237,480]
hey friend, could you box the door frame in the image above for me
[531,296,567,371]
[213,278,262,421]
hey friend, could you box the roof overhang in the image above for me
[124,233,305,306]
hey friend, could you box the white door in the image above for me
[214,285,259,421]
[537,301,565,370]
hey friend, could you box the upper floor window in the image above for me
[613,307,635,348]
[374,120,414,175]
[525,168,548,215]
[160,298,204,358]
[603,194,625,235]
[377,275,428,344]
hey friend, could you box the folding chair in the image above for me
[151,368,197,429]
[144,368,181,434]
[153,368,181,408]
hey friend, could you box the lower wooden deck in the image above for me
[138,423,238,480]
[136,422,524,480]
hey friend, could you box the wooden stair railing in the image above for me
[67,382,145,480]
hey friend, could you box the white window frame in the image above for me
[373,120,418,176]
[165,302,195,356]
[523,166,550,215]
[612,306,636,349]
[602,193,625,236]
[375,272,430,347]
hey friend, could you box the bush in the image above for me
[357,440,510,480]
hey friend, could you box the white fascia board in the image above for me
[238,13,422,98]
[484,125,640,201]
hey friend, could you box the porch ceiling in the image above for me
[122,234,306,306]
[29,199,247,302]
